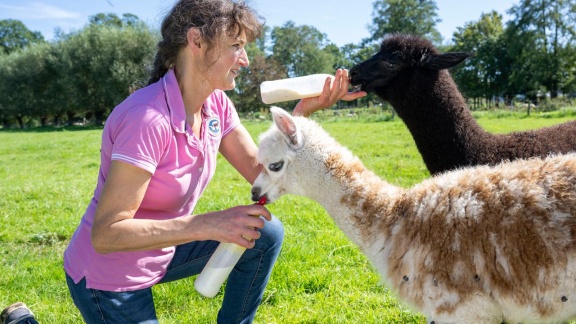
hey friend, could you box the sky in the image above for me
[0,0,518,47]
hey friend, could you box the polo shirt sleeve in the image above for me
[108,105,170,175]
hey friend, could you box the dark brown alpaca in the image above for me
[349,33,576,175]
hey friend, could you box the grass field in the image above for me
[1,110,576,323]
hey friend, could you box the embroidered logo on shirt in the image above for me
[207,117,220,136]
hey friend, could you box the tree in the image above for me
[368,0,442,45]
[562,43,576,96]
[89,13,144,28]
[450,11,509,107]
[0,53,20,127]
[49,23,156,125]
[0,19,44,55]
[270,21,336,77]
[505,0,576,98]
[0,43,54,128]
[90,13,123,27]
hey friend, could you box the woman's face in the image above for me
[204,30,249,91]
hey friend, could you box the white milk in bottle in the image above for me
[194,197,267,298]
[194,242,246,298]
[260,74,334,104]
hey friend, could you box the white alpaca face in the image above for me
[251,133,290,203]
[251,107,301,203]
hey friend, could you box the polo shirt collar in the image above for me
[162,69,187,134]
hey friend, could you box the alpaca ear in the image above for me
[421,52,473,70]
[270,106,304,150]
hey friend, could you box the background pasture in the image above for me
[1,110,576,323]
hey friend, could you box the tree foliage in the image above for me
[52,24,156,124]
[2,0,576,128]
[368,0,442,44]
[451,11,509,103]
[0,19,44,54]
[271,21,336,77]
[0,16,156,128]
[89,13,144,28]
[505,0,576,98]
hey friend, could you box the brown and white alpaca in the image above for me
[251,107,576,324]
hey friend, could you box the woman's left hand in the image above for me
[293,68,367,117]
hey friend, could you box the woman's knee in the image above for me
[257,214,284,252]
[260,215,284,243]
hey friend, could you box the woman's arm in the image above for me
[220,69,366,184]
[91,160,269,253]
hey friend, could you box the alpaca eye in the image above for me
[268,161,284,172]
[383,61,397,70]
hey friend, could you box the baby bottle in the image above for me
[194,197,267,298]
[260,74,334,104]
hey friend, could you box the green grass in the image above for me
[1,112,576,323]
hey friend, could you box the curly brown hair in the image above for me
[146,0,264,86]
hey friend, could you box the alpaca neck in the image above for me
[299,140,402,257]
[386,70,489,174]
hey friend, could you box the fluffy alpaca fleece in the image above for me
[251,107,576,324]
[349,33,576,175]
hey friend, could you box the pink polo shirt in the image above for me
[64,69,240,291]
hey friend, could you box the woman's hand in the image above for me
[293,68,367,117]
[191,204,272,249]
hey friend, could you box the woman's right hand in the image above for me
[191,204,272,248]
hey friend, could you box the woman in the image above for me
[63,0,366,323]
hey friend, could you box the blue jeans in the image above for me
[66,215,284,324]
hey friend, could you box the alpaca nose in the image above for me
[251,187,262,202]
[349,66,358,78]
[349,67,361,85]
